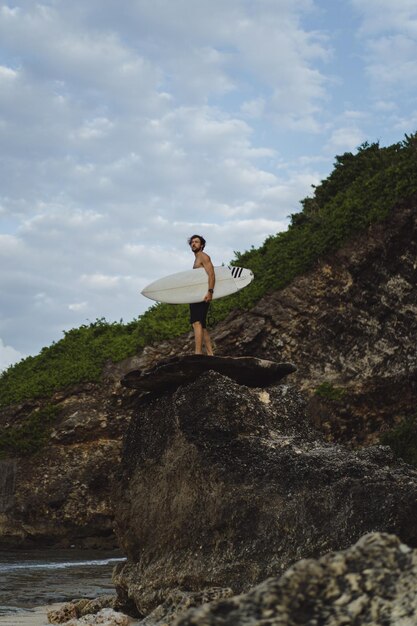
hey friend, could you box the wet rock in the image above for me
[121,355,296,393]
[63,608,130,625]
[112,371,417,617]
[47,596,117,624]
[137,588,233,626]
[176,533,417,626]
[48,603,78,624]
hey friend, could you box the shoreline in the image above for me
[0,604,141,626]
[0,604,62,626]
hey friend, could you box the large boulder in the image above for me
[177,532,417,626]
[112,369,417,617]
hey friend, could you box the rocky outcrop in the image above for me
[121,355,296,392]
[112,370,417,618]
[0,382,133,547]
[176,532,417,626]
[122,203,417,445]
[47,596,127,625]
[0,204,416,548]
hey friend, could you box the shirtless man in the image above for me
[188,234,215,355]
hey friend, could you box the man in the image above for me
[188,234,215,355]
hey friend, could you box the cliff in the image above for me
[0,380,132,547]
[0,202,416,548]
[127,201,417,445]
[111,367,417,619]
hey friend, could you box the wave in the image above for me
[0,557,126,573]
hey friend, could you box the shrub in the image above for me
[314,382,346,402]
[0,405,60,458]
[380,416,417,468]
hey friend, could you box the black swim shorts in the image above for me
[189,301,210,328]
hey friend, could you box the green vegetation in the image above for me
[0,405,60,458]
[381,416,417,468]
[1,134,417,407]
[314,382,346,402]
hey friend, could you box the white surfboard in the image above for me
[141,266,254,304]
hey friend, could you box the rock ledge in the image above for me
[121,355,296,392]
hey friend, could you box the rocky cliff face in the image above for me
[0,381,133,547]
[0,203,415,548]
[128,202,417,445]
[112,369,417,618]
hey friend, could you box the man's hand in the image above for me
[204,291,213,302]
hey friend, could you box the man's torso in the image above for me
[193,251,208,269]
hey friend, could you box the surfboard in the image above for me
[141,266,254,304]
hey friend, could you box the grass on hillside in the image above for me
[0,405,60,458]
[1,133,417,408]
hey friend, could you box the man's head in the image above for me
[188,234,206,252]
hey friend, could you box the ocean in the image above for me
[0,549,126,619]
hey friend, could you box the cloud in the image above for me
[0,338,25,372]
[325,126,366,154]
[351,0,417,37]
[351,0,417,95]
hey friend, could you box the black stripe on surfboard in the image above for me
[231,266,242,278]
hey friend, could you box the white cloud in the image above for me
[0,338,24,372]
[351,0,417,95]
[351,0,417,37]
[68,301,88,312]
[241,97,266,118]
[0,65,17,79]
[79,274,129,290]
[325,126,366,154]
[392,111,417,133]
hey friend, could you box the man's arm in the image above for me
[202,253,215,301]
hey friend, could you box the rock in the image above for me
[78,596,117,617]
[137,588,234,626]
[121,355,296,392]
[63,608,130,625]
[112,370,417,618]
[48,603,78,623]
[176,533,417,626]
[0,381,131,548]
[47,597,117,624]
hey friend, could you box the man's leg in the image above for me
[193,321,204,354]
[203,329,214,356]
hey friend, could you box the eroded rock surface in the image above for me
[0,382,131,547]
[121,355,296,392]
[177,533,417,626]
[112,371,417,618]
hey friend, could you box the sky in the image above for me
[1,0,417,371]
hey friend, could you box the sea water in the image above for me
[0,549,126,617]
